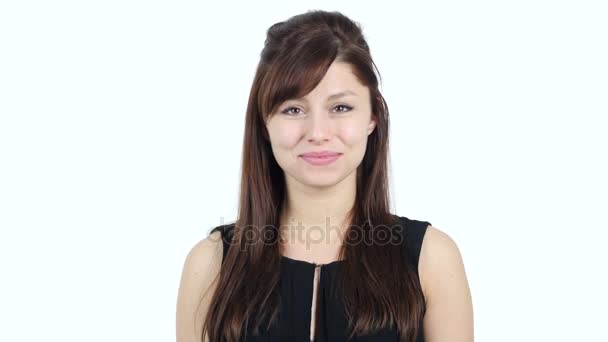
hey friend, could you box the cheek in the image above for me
[268,122,302,149]
[338,121,369,145]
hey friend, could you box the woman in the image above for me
[176,10,473,342]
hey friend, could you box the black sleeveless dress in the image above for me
[209,215,431,342]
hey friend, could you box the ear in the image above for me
[368,113,377,135]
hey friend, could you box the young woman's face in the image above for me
[266,61,377,189]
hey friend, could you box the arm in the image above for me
[419,225,474,342]
[176,231,224,342]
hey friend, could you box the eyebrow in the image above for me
[294,90,358,102]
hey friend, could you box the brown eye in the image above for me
[281,107,302,115]
[334,104,353,112]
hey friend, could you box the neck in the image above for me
[280,171,356,236]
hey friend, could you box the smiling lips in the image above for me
[299,151,342,166]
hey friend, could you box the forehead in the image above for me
[295,61,368,101]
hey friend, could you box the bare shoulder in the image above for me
[418,225,474,341]
[176,230,224,342]
[184,230,224,273]
[419,225,464,282]
[180,230,224,291]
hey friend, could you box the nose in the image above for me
[306,111,332,143]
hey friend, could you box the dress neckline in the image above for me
[280,254,344,268]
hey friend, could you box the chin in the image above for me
[297,172,348,189]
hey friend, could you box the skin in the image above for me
[176,60,474,342]
[265,60,377,261]
[176,230,222,342]
[420,225,475,341]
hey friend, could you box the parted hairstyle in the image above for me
[201,10,425,342]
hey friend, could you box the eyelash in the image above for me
[281,104,353,116]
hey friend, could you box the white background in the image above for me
[1,1,606,341]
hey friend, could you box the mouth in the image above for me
[299,152,342,166]
[299,151,341,158]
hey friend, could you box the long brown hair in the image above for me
[202,10,425,342]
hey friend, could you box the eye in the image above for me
[280,106,303,116]
[334,104,353,113]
